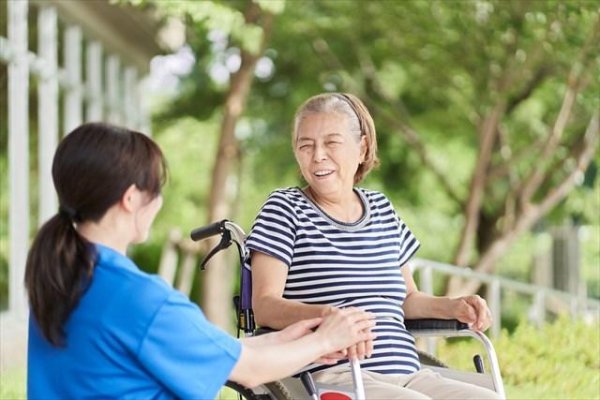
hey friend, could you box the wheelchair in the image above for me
[190,220,506,400]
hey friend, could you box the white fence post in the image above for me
[86,41,103,121]
[38,5,59,225]
[8,0,30,319]
[124,66,139,128]
[64,25,83,133]
[417,264,437,354]
[420,265,433,295]
[530,289,546,328]
[138,76,152,134]
[106,55,121,124]
[488,279,501,338]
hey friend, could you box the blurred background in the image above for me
[1,0,598,398]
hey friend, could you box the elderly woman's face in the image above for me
[294,112,365,197]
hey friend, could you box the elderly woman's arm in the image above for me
[251,251,374,360]
[251,251,335,329]
[401,267,492,332]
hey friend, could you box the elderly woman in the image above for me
[246,93,502,399]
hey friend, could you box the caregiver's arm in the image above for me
[230,307,375,388]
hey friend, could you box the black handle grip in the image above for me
[190,220,228,241]
[473,354,485,373]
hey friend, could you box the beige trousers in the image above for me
[313,367,503,400]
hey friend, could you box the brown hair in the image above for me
[24,122,167,346]
[293,93,379,183]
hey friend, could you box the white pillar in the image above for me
[8,0,30,318]
[37,5,59,225]
[105,55,121,124]
[86,41,103,122]
[64,25,83,133]
[124,66,139,128]
[138,76,152,135]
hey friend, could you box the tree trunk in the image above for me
[447,114,599,297]
[200,5,273,330]
[446,103,505,294]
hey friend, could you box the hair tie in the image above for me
[58,205,78,220]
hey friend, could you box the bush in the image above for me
[437,317,600,399]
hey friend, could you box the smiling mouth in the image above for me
[314,170,334,177]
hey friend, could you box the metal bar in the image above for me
[411,329,506,398]
[412,258,600,310]
[8,0,30,319]
[467,331,506,399]
[37,5,59,225]
[350,358,366,400]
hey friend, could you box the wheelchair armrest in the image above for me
[405,318,469,332]
[258,320,469,336]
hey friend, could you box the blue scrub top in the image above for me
[27,244,241,400]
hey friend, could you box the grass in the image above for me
[0,367,26,400]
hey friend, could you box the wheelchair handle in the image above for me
[191,220,249,258]
[190,219,228,242]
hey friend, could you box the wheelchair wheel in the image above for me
[214,381,270,400]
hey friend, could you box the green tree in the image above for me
[129,0,284,327]
[138,0,599,317]
[242,0,600,295]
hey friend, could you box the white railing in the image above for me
[411,258,600,338]
[1,0,154,321]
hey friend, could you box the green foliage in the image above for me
[147,0,283,55]
[0,367,26,400]
[137,0,600,298]
[437,317,600,399]
[128,116,220,275]
[152,117,219,240]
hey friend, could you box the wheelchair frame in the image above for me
[190,219,505,399]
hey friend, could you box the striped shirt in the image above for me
[246,187,421,375]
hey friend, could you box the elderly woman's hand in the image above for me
[316,307,375,363]
[452,295,492,332]
[314,307,376,357]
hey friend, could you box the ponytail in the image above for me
[25,212,95,346]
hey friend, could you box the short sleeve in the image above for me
[246,191,298,267]
[137,291,241,399]
[396,212,420,267]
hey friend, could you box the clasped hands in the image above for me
[317,306,375,364]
